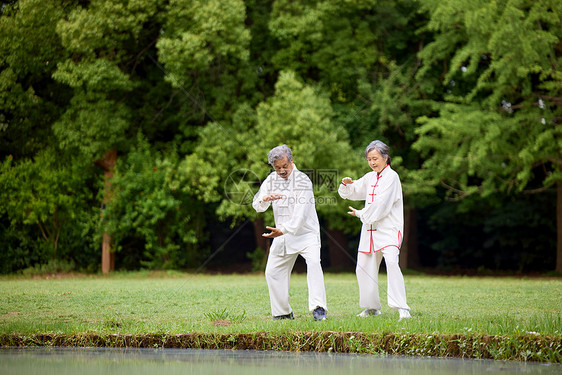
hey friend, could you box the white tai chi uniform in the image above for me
[338,165,410,312]
[253,164,327,317]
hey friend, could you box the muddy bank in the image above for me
[1,331,560,363]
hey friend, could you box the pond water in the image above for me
[0,347,560,375]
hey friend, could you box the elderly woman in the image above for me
[338,140,411,320]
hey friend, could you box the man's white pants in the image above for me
[356,247,410,311]
[265,245,327,317]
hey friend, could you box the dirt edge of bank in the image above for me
[1,331,560,363]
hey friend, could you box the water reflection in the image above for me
[0,347,560,375]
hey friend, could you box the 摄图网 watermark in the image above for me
[224,169,340,206]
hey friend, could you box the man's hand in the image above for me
[263,194,283,202]
[347,206,358,217]
[262,226,284,238]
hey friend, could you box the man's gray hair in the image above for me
[268,144,293,165]
[365,140,391,165]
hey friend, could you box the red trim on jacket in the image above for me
[367,171,384,253]
[360,165,399,254]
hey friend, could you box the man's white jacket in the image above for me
[338,165,404,253]
[253,165,320,255]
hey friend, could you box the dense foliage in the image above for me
[0,0,560,274]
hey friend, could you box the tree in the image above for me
[184,71,362,269]
[100,137,208,270]
[52,0,159,271]
[156,0,254,122]
[268,0,430,268]
[0,151,95,268]
[255,71,365,269]
[3,0,558,274]
[50,0,257,272]
[0,1,102,273]
[0,0,73,159]
[412,0,562,271]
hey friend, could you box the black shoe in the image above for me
[273,312,294,320]
[313,306,327,321]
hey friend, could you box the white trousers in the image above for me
[356,247,410,311]
[265,245,327,316]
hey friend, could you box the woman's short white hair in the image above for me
[268,144,293,165]
[365,140,391,165]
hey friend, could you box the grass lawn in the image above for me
[1,272,560,361]
[1,272,560,335]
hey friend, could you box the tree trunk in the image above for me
[96,149,117,274]
[253,217,269,253]
[101,232,114,273]
[326,227,353,271]
[556,181,562,273]
[400,207,419,270]
[252,217,270,270]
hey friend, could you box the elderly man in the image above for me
[253,144,327,321]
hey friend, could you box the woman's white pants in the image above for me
[356,247,410,311]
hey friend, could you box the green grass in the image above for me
[1,272,560,337]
